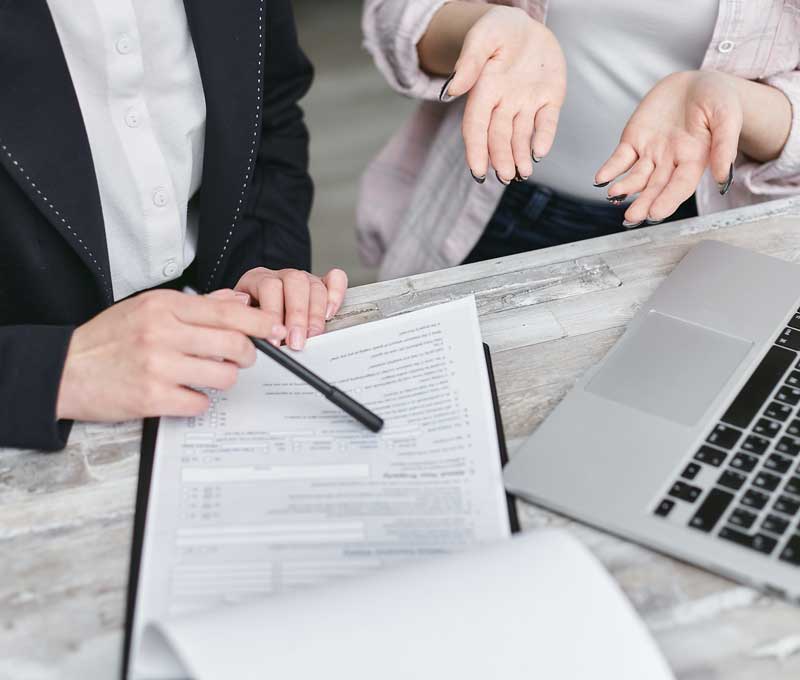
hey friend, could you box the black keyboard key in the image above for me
[689,488,734,532]
[681,462,701,481]
[776,385,800,406]
[773,495,800,516]
[753,418,782,438]
[777,327,800,352]
[741,435,770,455]
[779,534,800,566]
[787,370,800,387]
[729,507,757,529]
[765,401,793,422]
[784,476,800,496]
[787,419,800,437]
[717,470,747,491]
[719,527,778,555]
[789,313,800,331]
[776,436,800,457]
[730,452,759,473]
[668,481,702,503]
[723,346,795,428]
[654,498,675,517]
[762,514,790,535]
[694,446,727,467]
[764,453,793,474]
[753,472,782,492]
[742,488,770,510]
[707,424,742,450]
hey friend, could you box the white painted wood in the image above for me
[3,197,800,679]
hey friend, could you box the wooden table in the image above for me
[3,197,800,680]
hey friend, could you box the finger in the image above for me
[256,276,287,346]
[307,279,328,338]
[462,88,495,178]
[647,161,706,222]
[595,143,638,187]
[446,26,496,99]
[623,162,676,224]
[151,387,210,418]
[174,326,257,368]
[487,105,515,183]
[322,268,348,320]
[172,294,279,341]
[281,270,311,351]
[709,113,742,190]
[208,288,237,300]
[511,109,536,179]
[168,355,241,392]
[606,158,655,199]
[532,104,561,161]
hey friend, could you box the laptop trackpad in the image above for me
[586,312,752,426]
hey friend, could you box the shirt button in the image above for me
[718,40,735,54]
[115,34,132,55]
[152,188,169,207]
[162,260,179,278]
[125,107,141,128]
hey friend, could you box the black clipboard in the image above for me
[121,343,518,679]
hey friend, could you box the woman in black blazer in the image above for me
[0,0,347,450]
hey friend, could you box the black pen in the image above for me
[249,335,384,433]
[185,286,383,433]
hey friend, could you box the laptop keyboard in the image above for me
[654,314,800,568]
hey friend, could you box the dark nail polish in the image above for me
[470,169,486,185]
[607,194,628,204]
[439,72,456,103]
[645,218,664,226]
[495,171,510,186]
[622,220,644,228]
[593,180,611,188]
[531,152,542,163]
[719,163,734,196]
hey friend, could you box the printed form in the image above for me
[131,296,511,679]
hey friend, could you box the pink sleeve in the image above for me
[738,70,800,196]
[362,0,453,101]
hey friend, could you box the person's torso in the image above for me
[46,0,206,300]
[530,0,720,202]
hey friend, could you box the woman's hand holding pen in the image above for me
[422,4,566,184]
[595,70,791,227]
[56,267,349,422]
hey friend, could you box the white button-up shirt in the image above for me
[46,0,206,300]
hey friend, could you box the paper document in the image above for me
[130,297,512,679]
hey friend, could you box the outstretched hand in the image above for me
[595,71,743,227]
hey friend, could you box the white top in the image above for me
[46,0,206,300]
[531,0,719,202]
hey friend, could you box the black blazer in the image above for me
[0,0,314,450]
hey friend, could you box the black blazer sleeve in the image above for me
[217,0,314,289]
[0,325,74,451]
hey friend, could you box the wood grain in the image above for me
[3,197,800,679]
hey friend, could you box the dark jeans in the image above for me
[464,182,698,264]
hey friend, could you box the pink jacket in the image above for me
[359,0,800,280]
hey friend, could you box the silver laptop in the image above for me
[504,239,800,600]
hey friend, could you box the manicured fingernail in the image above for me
[288,327,305,350]
[234,292,251,305]
[513,169,528,183]
[495,171,510,186]
[622,220,644,228]
[719,164,734,196]
[325,303,335,321]
[531,153,542,163]
[593,180,610,188]
[308,325,325,338]
[470,169,486,185]
[607,194,628,204]
[645,218,664,225]
[439,72,456,103]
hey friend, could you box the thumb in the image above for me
[441,30,495,101]
[708,111,742,195]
